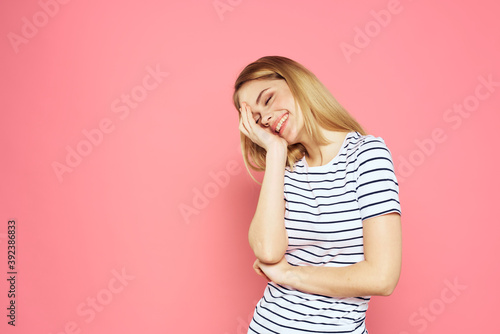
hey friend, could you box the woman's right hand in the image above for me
[239,102,288,153]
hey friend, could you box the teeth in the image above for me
[275,114,289,133]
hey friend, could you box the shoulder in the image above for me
[350,133,393,165]
[353,134,401,219]
[347,134,397,182]
[352,133,391,154]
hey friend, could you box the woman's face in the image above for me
[237,79,305,145]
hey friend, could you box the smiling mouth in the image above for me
[275,114,289,133]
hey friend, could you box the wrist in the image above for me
[282,264,301,287]
[265,142,287,162]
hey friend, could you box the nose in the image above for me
[260,112,273,128]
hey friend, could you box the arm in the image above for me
[239,102,288,264]
[256,138,402,296]
[248,145,289,264]
[257,212,402,297]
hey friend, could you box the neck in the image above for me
[300,129,350,167]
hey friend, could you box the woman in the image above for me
[234,56,402,333]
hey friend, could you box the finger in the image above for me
[241,102,254,133]
[254,266,270,281]
[239,115,249,137]
[253,259,264,275]
[241,107,257,143]
[256,269,271,282]
[239,104,250,131]
[253,265,264,277]
[239,121,253,142]
[239,105,251,134]
[253,260,271,282]
[253,259,260,270]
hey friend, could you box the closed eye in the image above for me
[252,113,260,124]
[265,95,272,105]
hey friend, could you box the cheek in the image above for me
[275,95,294,111]
[290,114,304,138]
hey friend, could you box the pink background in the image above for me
[1,0,499,333]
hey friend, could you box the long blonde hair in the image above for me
[233,56,366,174]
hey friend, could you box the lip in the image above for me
[271,112,289,133]
[277,116,288,136]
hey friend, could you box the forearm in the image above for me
[282,260,400,298]
[248,145,288,264]
[268,213,403,297]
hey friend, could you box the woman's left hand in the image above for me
[253,257,294,285]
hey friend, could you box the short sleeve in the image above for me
[355,137,401,221]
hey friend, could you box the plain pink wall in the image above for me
[1,0,499,333]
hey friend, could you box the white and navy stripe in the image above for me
[248,132,401,333]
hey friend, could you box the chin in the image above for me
[282,131,298,145]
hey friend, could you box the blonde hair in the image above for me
[233,56,366,175]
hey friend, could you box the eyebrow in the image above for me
[256,87,270,105]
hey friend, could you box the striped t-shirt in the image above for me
[248,132,401,334]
